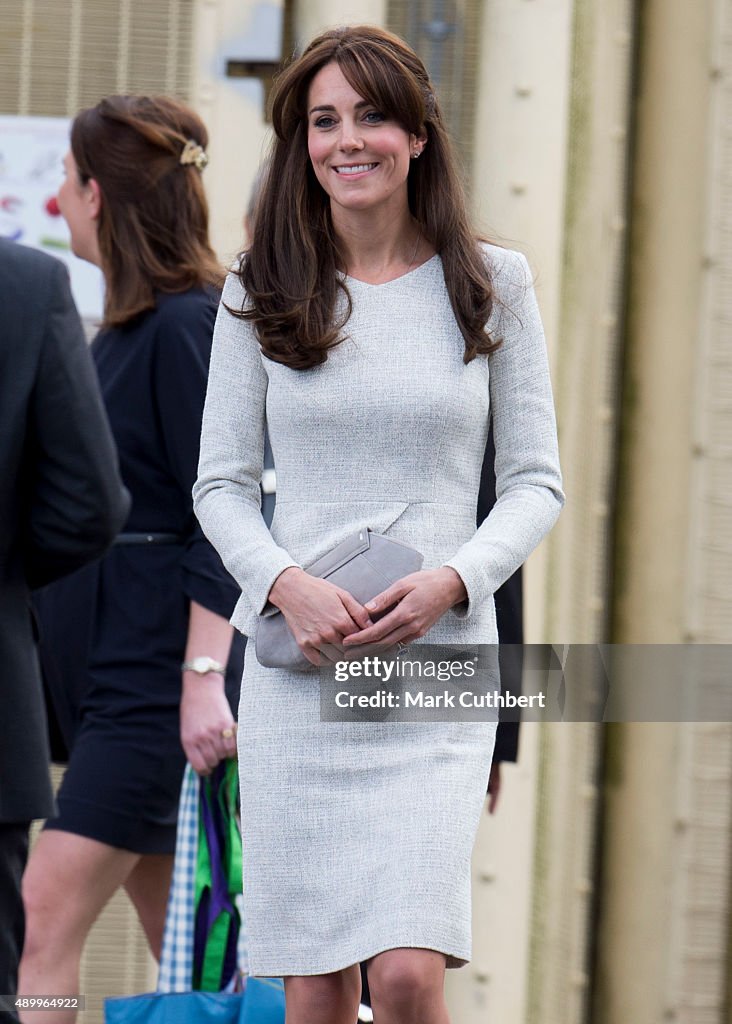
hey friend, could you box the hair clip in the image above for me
[180,139,209,171]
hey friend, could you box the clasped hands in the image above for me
[268,565,467,667]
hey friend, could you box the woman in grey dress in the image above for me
[194,24,564,1024]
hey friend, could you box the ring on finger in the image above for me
[221,727,235,740]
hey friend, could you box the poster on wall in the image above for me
[0,115,104,320]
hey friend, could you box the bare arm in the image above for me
[180,600,237,775]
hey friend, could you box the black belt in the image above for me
[113,532,183,545]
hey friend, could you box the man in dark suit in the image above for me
[0,239,129,1015]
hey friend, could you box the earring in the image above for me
[411,150,421,159]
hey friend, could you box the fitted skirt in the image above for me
[236,639,497,977]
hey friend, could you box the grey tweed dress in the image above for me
[193,243,564,976]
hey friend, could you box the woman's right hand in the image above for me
[268,567,373,666]
[180,678,237,776]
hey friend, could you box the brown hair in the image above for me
[71,94,223,327]
[236,24,499,370]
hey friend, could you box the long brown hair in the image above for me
[71,94,222,327]
[237,24,498,370]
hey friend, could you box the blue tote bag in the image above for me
[105,978,285,1024]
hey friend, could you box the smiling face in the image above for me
[57,150,101,265]
[306,61,424,221]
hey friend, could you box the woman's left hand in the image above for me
[341,567,467,649]
[180,676,238,775]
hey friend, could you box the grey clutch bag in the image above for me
[255,528,424,670]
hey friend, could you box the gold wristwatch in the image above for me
[181,656,226,676]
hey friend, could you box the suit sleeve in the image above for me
[151,297,241,618]
[23,260,129,589]
[193,271,300,622]
[443,249,564,617]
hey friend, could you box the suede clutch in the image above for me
[255,528,424,670]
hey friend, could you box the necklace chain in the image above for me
[406,226,422,273]
[342,226,423,280]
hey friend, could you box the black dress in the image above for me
[36,288,244,854]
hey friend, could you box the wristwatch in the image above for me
[181,656,226,677]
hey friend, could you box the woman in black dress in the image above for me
[18,96,243,1023]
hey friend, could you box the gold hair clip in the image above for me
[180,139,209,171]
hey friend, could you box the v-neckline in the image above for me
[340,253,440,289]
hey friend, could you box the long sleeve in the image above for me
[151,293,241,619]
[443,249,564,616]
[478,425,523,764]
[23,258,129,589]
[193,272,300,630]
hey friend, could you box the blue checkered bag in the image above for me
[157,764,199,991]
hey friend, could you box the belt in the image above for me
[113,532,183,545]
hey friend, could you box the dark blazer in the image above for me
[0,239,129,823]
